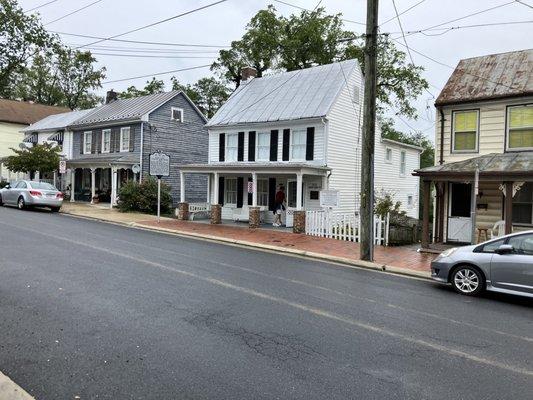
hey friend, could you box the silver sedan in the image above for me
[0,180,64,212]
[431,230,533,298]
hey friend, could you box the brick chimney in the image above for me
[106,90,118,104]
[241,66,257,83]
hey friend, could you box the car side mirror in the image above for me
[4,184,10,189]
[495,244,514,255]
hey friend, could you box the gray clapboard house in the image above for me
[66,90,208,206]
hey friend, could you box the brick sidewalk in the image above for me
[137,219,436,272]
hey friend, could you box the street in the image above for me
[0,206,532,399]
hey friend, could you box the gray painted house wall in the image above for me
[71,123,142,158]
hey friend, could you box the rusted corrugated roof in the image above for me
[0,99,70,125]
[435,49,533,106]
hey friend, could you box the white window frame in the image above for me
[102,129,111,153]
[225,178,237,205]
[171,107,184,122]
[83,131,92,154]
[257,178,269,206]
[385,147,392,163]
[226,133,238,162]
[407,194,414,208]
[290,128,306,161]
[256,132,270,161]
[451,109,479,153]
[399,150,406,176]
[506,104,533,151]
[512,182,533,226]
[120,127,131,153]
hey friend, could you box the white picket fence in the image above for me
[305,210,389,245]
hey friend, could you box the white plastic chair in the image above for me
[490,220,505,239]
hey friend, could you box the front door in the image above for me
[491,232,533,295]
[285,179,297,228]
[447,183,472,243]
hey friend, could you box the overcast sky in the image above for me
[19,0,533,141]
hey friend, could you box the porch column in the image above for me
[110,166,118,208]
[504,182,513,235]
[252,172,258,207]
[90,168,96,204]
[206,173,211,203]
[322,174,328,191]
[213,172,219,205]
[421,180,431,248]
[296,173,303,211]
[180,171,185,203]
[436,182,445,243]
[211,172,221,224]
[70,169,76,202]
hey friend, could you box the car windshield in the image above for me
[29,182,57,190]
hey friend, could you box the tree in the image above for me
[120,77,165,99]
[171,77,230,118]
[0,0,53,97]
[4,143,61,176]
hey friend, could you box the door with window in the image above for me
[490,233,533,295]
[447,183,472,243]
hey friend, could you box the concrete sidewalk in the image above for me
[61,203,436,279]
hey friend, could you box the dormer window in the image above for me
[171,107,184,122]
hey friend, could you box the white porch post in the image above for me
[213,172,219,205]
[70,169,75,202]
[322,174,328,190]
[296,173,303,210]
[110,166,118,208]
[90,168,96,204]
[206,173,211,203]
[252,172,258,207]
[180,171,185,203]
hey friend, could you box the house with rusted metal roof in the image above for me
[414,49,533,248]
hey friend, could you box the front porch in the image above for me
[178,163,330,233]
[415,152,533,248]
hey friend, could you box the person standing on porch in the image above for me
[273,185,286,227]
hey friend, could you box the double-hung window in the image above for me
[290,129,306,160]
[226,133,238,162]
[513,182,533,225]
[507,105,533,150]
[120,127,130,152]
[257,179,269,206]
[385,148,392,163]
[171,107,184,122]
[102,129,111,153]
[256,132,270,161]
[452,110,478,152]
[225,178,237,204]
[399,151,406,176]
[83,131,92,154]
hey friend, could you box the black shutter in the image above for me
[219,133,225,162]
[268,178,276,211]
[218,176,225,205]
[306,127,315,160]
[237,132,244,161]
[248,131,256,162]
[236,177,244,208]
[247,177,253,205]
[282,129,290,161]
[129,127,135,152]
[270,130,278,161]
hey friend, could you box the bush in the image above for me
[117,178,173,214]
[0,180,9,189]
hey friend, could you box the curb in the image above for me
[60,210,431,281]
[0,371,33,400]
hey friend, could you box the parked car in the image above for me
[431,231,533,298]
[0,180,63,212]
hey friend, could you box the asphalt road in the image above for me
[0,206,532,400]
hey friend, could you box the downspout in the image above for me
[439,107,445,165]
[139,122,144,182]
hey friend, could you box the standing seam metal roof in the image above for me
[206,59,360,127]
[21,109,94,133]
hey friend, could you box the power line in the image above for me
[380,0,426,27]
[67,44,220,54]
[44,0,104,25]
[53,31,229,48]
[387,20,533,36]
[273,0,365,26]
[391,0,414,65]
[515,0,533,9]
[92,52,217,59]
[102,64,212,85]
[74,0,230,49]
[25,0,59,12]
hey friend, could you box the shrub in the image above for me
[374,192,406,220]
[117,178,172,214]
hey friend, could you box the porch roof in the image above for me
[67,153,139,168]
[413,152,533,181]
[179,162,330,175]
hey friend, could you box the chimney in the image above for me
[106,89,118,104]
[241,66,257,83]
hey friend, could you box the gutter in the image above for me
[438,107,445,165]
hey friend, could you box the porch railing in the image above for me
[305,210,389,245]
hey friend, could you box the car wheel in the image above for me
[50,207,60,213]
[17,196,26,210]
[451,265,484,296]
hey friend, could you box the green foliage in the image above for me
[120,77,166,99]
[0,180,9,189]
[3,143,61,175]
[184,77,230,118]
[117,178,172,215]
[374,192,406,219]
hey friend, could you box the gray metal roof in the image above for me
[435,49,533,106]
[206,59,360,127]
[67,153,139,166]
[71,91,182,127]
[414,152,533,175]
[21,109,94,133]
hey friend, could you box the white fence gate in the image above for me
[305,210,389,245]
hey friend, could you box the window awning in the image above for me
[47,131,64,143]
[22,133,38,143]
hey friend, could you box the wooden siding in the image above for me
[72,123,142,159]
[0,122,27,181]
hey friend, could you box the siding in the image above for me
[0,122,27,181]
[72,123,142,159]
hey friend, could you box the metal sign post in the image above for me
[149,152,170,224]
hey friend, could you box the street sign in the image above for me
[59,160,67,174]
[149,152,170,177]
[132,164,141,174]
[320,189,340,208]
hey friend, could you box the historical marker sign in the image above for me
[149,152,170,177]
[320,189,340,208]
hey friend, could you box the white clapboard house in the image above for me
[179,60,421,229]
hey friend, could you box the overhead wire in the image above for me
[380,0,426,27]
[101,64,212,85]
[44,0,105,25]
[24,0,59,12]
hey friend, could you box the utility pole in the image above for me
[360,0,379,261]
